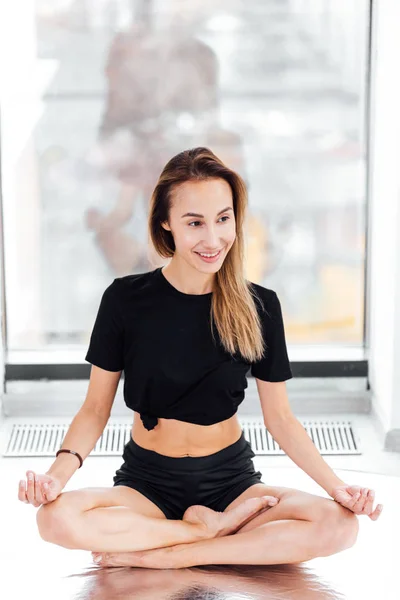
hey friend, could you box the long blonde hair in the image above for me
[148,147,265,363]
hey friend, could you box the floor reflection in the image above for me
[71,563,343,600]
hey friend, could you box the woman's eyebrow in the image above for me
[181,206,233,218]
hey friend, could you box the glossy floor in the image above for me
[0,448,398,600]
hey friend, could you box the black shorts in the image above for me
[113,430,264,520]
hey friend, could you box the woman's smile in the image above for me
[194,248,224,263]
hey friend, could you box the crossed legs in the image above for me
[90,483,359,568]
[36,485,277,552]
[152,483,360,568]
[36,482,359,567]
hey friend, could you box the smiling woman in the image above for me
[148,147,267,363]
[30,147,366,568]
[81,148,293,448]
[185,204,234,262]
[161,179,237,278]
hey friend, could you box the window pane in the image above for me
[1,0,369,352]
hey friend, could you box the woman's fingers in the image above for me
[25,470,42,506]
[349,490,361,513]
[26,471,36,504]
[34,475,45,505]
[350,488,383,519]
[369,503,383,521]
[348,491,361,512]
[354,488,368,512]
[42,482,51,502]
[358,488,378,516]
[361,489,375,515]
[19,472,57,506]
[338,486,383,519]
[18,480,29,503]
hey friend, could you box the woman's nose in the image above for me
[203,226,220,248]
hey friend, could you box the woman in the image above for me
[19,147,382,569]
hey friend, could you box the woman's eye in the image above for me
[188,216,230,227]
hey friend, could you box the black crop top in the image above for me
[85,267,293,431]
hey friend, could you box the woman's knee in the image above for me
[36,493,79,549]
[315,501,359,556]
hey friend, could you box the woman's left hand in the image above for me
[331,485,383,520]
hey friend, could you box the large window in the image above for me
[1,0,370,364]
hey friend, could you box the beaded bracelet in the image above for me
[56,448,83,468]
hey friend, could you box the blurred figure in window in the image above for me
[84,26,264,277]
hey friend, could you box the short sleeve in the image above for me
[85,280,124,372]
[250,290,293,382]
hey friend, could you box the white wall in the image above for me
[0,215,4,417]
[368,0,400,449]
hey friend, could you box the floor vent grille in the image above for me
[2,418,360,457]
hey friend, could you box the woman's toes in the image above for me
[92,551,148,568]
[221,496,279,535]
[236,495,278,520]
[92,552,104,566]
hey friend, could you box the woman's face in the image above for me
[162,177,236,273]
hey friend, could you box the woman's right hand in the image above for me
[18,470,63,507]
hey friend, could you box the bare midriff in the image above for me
[131,411,243,457]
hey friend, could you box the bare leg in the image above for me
[94,519,326,568]
[36,487,278,553]
[94,488,358,568]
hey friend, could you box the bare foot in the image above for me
[92,546,177,569]
[182,495,279,539]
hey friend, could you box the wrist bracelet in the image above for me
[56,448,83,468]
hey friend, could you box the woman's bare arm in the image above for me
[45,407,111,488]
[45,366,122,488]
